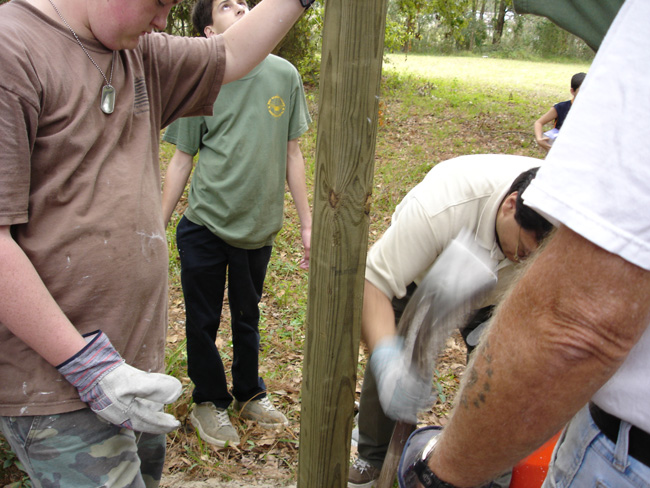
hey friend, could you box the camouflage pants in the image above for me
[0,408,166,488]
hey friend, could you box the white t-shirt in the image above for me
[523,0,650,434]
[366,154,541,304]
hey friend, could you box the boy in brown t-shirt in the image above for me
[0,0,312,486]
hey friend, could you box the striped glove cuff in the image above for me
[57,330,124,407]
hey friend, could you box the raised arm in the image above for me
[0,225,86,366]
[221,0,307,84]
[162,148,195,226]
[428,225,650,487]
[286,138,311,269]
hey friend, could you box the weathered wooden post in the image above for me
[297,0,388,486]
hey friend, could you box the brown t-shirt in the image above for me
[0,0,225,416]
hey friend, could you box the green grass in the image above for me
[0,436,30,487]
[384,53,591,99]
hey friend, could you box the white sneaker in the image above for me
[234,396,289,428]
[189,402,240,447]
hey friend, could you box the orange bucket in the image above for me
[509,432,562,488]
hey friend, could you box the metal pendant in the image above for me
[101,84,116,114]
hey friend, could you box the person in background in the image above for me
[534,72,586,151]
[348,154,553,488]
[162,0,312,448]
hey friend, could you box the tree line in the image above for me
[163,0,592,82]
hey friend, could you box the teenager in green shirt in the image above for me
[162,0,312,447]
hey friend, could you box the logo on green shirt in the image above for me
[267,95,286,118]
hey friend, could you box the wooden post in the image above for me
[297,0,388,486]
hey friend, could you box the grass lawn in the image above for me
[384,53,590,99]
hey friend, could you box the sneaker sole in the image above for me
[347,480,377,488]
[189,411,240,448]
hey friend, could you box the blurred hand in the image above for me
[370,336,432,423]
[535,136,552,151]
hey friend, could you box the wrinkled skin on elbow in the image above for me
[506,225,650,382]
[543,289,644,368]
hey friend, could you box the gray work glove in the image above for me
[370,336,433,424]
[57,330,182,434]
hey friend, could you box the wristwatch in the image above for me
[410,436,461,488]
[299,0,315,7]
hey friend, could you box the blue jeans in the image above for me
[542,405,650,488]
[0,409,165,488]
[176,217,271,409]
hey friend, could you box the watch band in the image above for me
[299,0,315,8]
[412,436,462,488]
[413,460,461,488]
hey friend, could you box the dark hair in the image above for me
[507,167,553,242]
[192,0,216,37]
[571,72,587,91]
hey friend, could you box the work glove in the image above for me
[57,330,182,434]
[370,336,433,424]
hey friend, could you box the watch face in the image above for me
[398,426,443,488]
[401,467,421,488]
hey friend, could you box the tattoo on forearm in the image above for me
[466,368,479,388]
[459,339,492,410]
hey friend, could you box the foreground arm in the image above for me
[0,225,183,433]
[162,148,195,226]
[221,0,306,84]
[533,107,557,151]
[428,226,650,487]
[286,138,312,269]
[0,225,86,366]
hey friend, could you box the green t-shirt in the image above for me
[164,54,311,249]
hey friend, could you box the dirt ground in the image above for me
[160,476,297,488]
[159,322,468,487]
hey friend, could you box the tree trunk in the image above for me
[493,0,507,44]
[469,0,477,50]
[402,14,417,53]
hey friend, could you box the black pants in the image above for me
[177,217,271,409]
